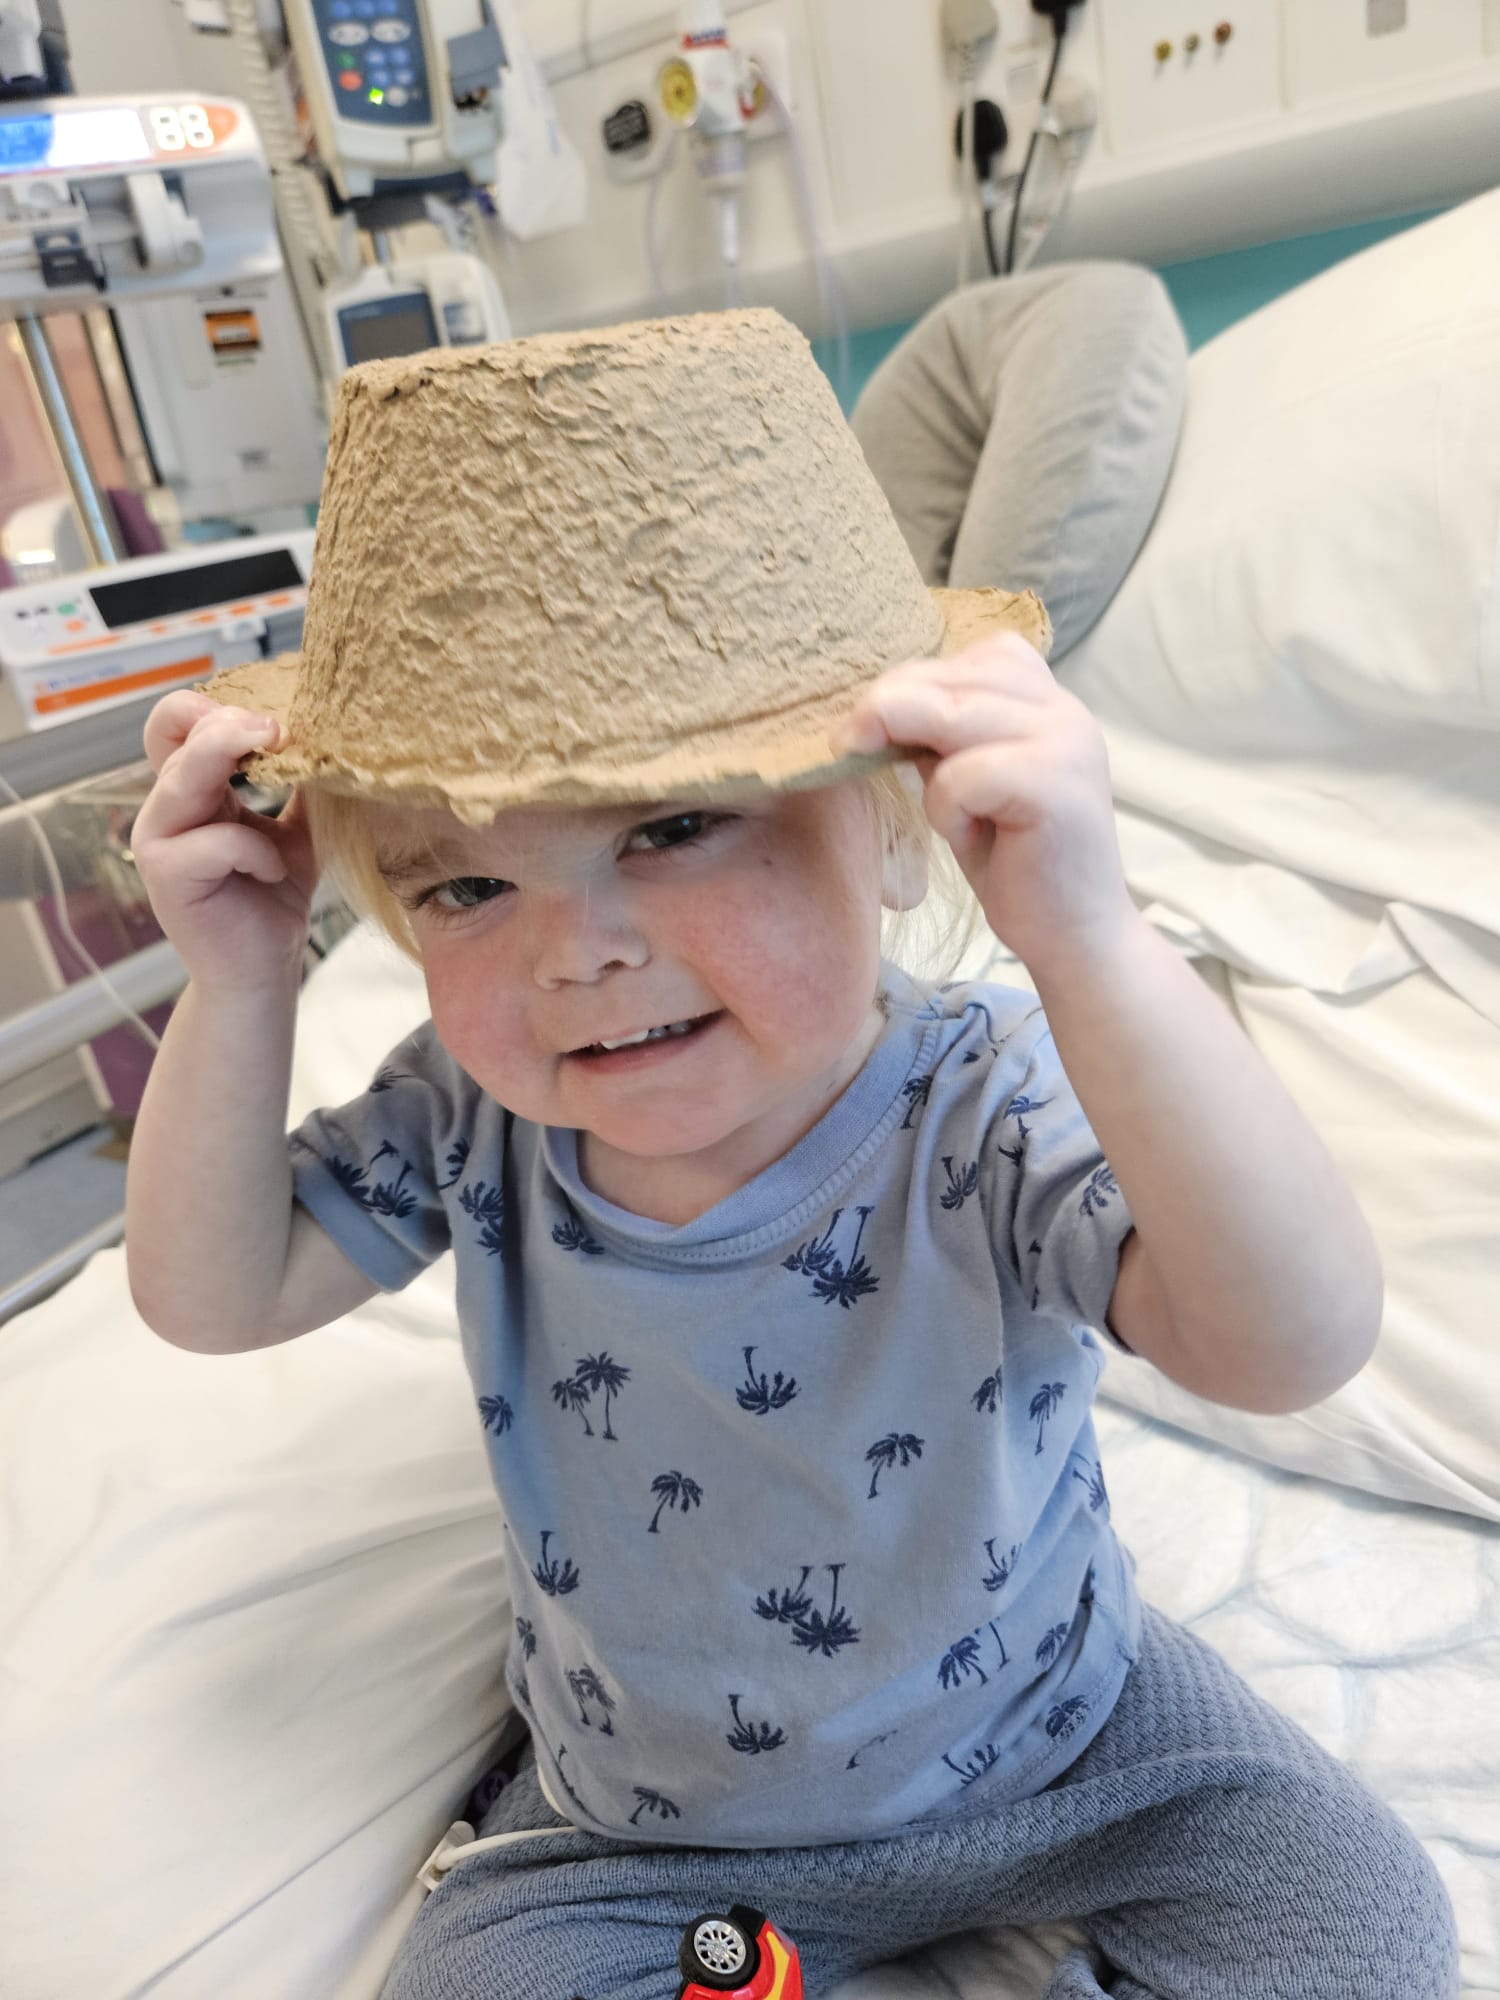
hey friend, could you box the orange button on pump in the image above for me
[65,617,87,632]
[338,69,363,89]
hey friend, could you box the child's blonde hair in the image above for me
[304,765,984,984]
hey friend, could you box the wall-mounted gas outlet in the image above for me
[740,26,795,133]
[1096,7,1279,156]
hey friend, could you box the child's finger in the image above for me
[832,640,1054,756]
[920,741,1047,842]
[139,709,285,842]
[142,689,223,773]
[833,682,1039,760]
[147,819,291,899]
[885,636,1054,702]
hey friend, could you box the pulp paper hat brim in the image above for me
[203,584,1050,822]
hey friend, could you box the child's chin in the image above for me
[586,1109,744,1160]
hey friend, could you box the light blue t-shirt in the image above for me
[289,962,1141,1847]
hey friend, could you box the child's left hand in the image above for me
[829,633,1139,980]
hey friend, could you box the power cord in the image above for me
[1004,0,1084,275]
[952,98,1008,277]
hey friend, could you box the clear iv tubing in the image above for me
[0,767,163,1055]
[956,74,977,289]
[755,69,851,411]
[643,124,682,315]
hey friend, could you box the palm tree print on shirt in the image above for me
[1080,1164,1119,1217]
[552,1375,594,1435]
[1046,1695,1090,1740]
[515,1617,537,1661]
[865,1432,924,1498]
[369,1066,411,1094]
[736,1345,798,1414]
[972,1370,1002,1414]
[1071,1455,1109,1514]
[939,1158,979,1211]
[943,1741,1002,1787]
[631,1787,682,1826]
[754,1564,861,1658]
[725,1693,786,1754]
[1035,1619,1074,1669]
[997,1092,1054,1168]
[532,1530,581,1596]
[328,1140,418,1218]
[458,1179,505,1256]
[982,1539,1022,1593]
[648,1471,703,1533]
[1030,1381,1066,1454]
[900,1075,933,1128]
[436,1137,470,1190]
[554,1742,592,1819]
[846,1728,898,1770]
[552,1203,604,1255]
[783,1207,880,1309]
[563,1352,630,1438]
[566,1664,616,1733]
[477,1394,514,1436]
[938,1619,1008,1688]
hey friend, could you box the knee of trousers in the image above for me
[1200,1772,1460,1998]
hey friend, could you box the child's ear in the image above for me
[881,826,929,913]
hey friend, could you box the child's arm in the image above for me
[125,692,378,1352]
[1032,920,1381,1415]
[832,638,1383,1418]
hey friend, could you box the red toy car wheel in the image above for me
[679,1907,760,1991]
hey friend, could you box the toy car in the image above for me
[676,1906,803,2000]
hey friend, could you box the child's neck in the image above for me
[576,1001,888,1226]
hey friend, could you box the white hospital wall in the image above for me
[59,0,1500,338]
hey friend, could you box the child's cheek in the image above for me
[423,942,542,1103]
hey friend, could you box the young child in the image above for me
[124,312,1456,2000]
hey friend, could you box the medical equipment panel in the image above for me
[0,529,314,733]
[281,0,504,198]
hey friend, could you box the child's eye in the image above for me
[421,876,511,916]
[625,810,730,855]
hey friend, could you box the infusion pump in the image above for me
[0,93,279,305]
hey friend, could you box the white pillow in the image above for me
[1060,190,1500,1015]
[0,930,508,2000]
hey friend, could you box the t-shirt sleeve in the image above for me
[981,1015,1136,1348]
[287,1025,459,1292]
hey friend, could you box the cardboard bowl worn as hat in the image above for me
[204,308,1050,823]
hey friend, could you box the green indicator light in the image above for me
[369,87,384,101]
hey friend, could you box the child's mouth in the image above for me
[568,1012,723,1067]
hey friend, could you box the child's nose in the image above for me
[527,889,650,989]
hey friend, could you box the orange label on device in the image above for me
[33,655,214,715]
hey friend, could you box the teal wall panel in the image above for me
[814,208,1444,411]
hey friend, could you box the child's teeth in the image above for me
[596,1019,695,1051]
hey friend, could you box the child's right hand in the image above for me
[133,690,320,994]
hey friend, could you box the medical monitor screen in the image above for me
[89,549,304,630]
[339,293,441,366]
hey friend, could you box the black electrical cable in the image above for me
[983,202,1001,277]
[1003,14,1067,276]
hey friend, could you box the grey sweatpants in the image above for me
[380,1604,1458,2000]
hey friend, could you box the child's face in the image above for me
[372,780,911,1202]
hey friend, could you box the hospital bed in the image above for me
[3,194,1499,1999]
